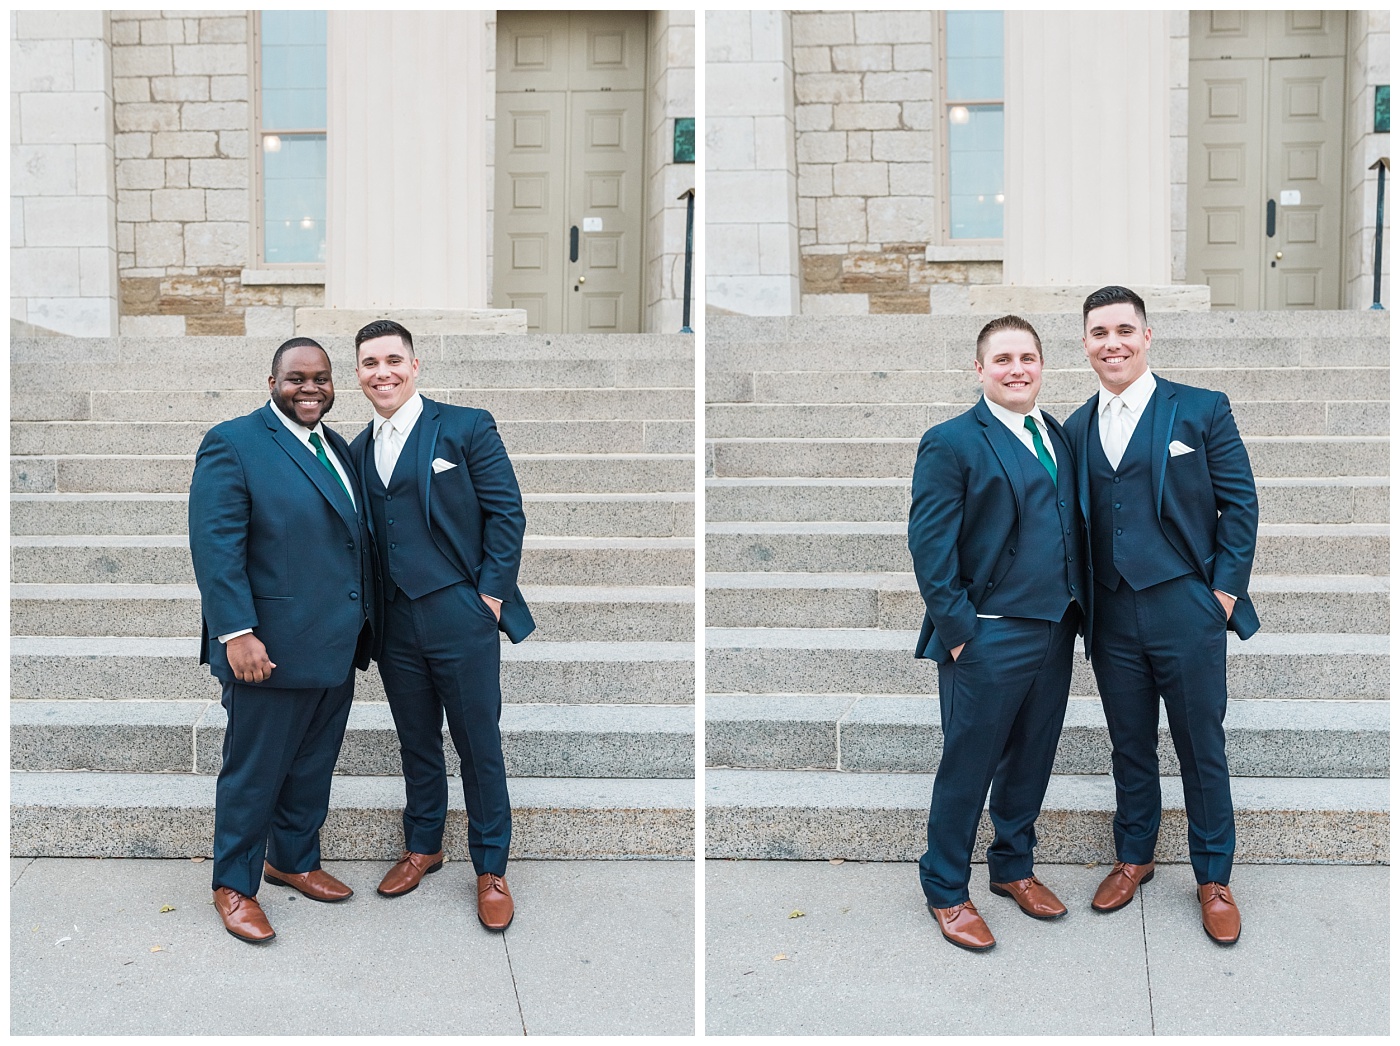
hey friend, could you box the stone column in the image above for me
[1002,11,1178,295]
[11,11,119,336]
[705,10,801,316]
[325,11,491,310]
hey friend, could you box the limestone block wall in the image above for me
[645,10,696,333]
[11,11,119,336]
[1344,10,1390,309]
[109,10,321,337]
[705,10,801,316]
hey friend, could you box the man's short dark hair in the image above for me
[1082,285,1147,329]
[975,314,1042,363]
[354,319,415,357]
[270,336,329,377]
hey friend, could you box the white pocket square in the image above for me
[1168,441,1196,457]
[431,457,458,473]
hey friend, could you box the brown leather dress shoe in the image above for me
[1198,882,1241,945]
[213,886,275,943]
[1091,860,1156,912]
[927,899,995,951]
[263,863,353,902]
[377,850,445,897]
[477,873,515,931]
[989,875,1068,919]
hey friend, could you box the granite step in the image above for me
[704,400,1388,439]
[10,771,694,860]
[705,476,1389,525]
[10,636,695,704]
[705,628,1389,700]
[704,572,1390,634]
[704,694,1388,778]
[12,489,695,543]
[12,452,695,495]
[10,418,694,457]
[705,523,1389,576]
[10,583,695,643]
[706,435,1387,480]
[10,357,694,394]
[12,386,696,424]
[11,534,698,587]
[10,700,694,779]
[703,769,1387,863]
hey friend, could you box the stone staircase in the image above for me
[10,333,695,860]
[705,312,1389,864]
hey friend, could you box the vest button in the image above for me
[387,519,394,525]
[1113,476,1121,484]
[346,541,353,549]
[390,542,397,550]
[385,494,393,501]
[1115,528,1122,535]
[986,582,994,588]
[1059,500,1066,507]
[1114,502,1121,509]
[349,592,359,601]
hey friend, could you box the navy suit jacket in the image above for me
[349,396,536,644]
[189,403,375,689]
[1063,375,1260,648]
[909,398,1083,663]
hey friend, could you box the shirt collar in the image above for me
[268,398,324,441]
[374,391,424,437]
[1097,369,1156,416]
[983,395,1046,434]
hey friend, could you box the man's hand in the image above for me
[949,642,965,662]
[481,594,503,622]
[227,633,276,683]
[1213,590,1236,621]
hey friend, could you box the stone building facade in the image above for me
[708,9,1390,316]
[11,10,695,337]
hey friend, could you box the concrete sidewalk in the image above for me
[11,857,694,1036]
[706,860,1388,1036]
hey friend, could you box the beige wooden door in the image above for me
[494,11,647,332]
[1186,11,1346,309]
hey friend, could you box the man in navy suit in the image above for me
[189,337,376,942]
[909,315,1086,951]
[1063,285,1259,945]
[349,319,534,931]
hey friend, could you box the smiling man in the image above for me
[189,337,376,942]
[908,315,1086,951]
[349,319,533,931]
[1063,286,1259,945]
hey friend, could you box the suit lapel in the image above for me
[1149,378,1179,517]
[1042,412,1072,502]
[417,397,442,526]
[261,404,356,538]
[974,398,1024,517]
[1076,393,1096,521]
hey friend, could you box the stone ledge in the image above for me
[967,283,1212,313]
[924,243,1004,262]
[239,267,325,286]
[295,307,528,336]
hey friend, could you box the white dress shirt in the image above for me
[219,401,356,644]
[373,391,425,486]
[983,396,1057,468]
[1096,369,1157,468]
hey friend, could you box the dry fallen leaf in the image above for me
[773,953,788,961]
[190,857,206,864]
[788,910,805,919]
[150,946,162,953]
[829,858,845,865]
[159,906,176,914]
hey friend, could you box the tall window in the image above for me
[255,11,327,266]
[941,11,1004,241]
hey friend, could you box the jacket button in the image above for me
[1059,500,1066,507]
[986,582,994,588]
[1009,548,1016,555]
[346,542,354,550]
[350,592,359,601]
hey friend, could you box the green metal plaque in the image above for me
[1376,86,1389,134]
[673,117,695,164]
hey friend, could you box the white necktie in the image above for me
[1104,396,1128,470]
[376,421,401,486]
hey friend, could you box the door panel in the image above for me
[494,11,647,333]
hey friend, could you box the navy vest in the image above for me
[367,418,466,601]
[1088,394,1194,592]
[980,423,1079,621]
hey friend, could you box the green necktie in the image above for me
[308,431,351,501]
[1024,415,1057,484]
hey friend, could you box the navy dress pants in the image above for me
[211,671,355,897]
[919,607,1078,908]
[378,581,511,876]
[1090,574,1235,885]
